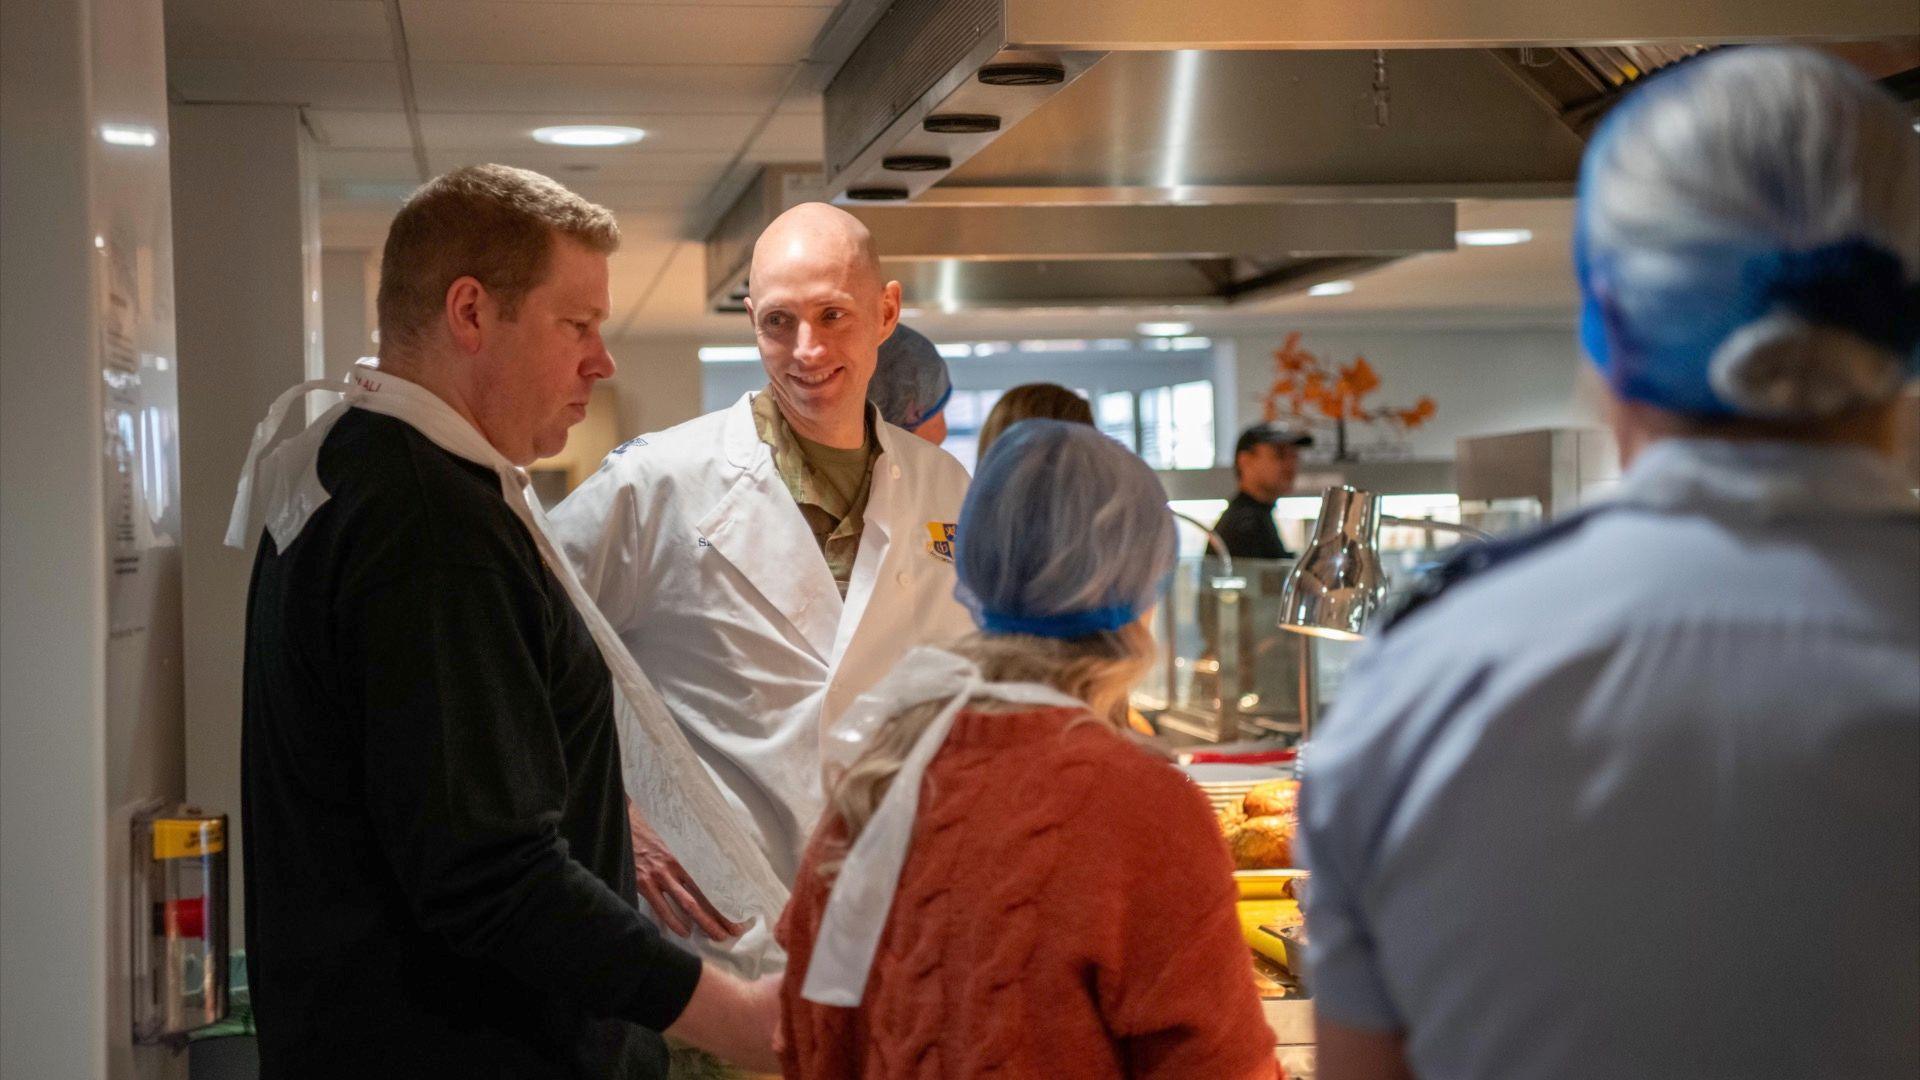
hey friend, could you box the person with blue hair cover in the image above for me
[953,418,1177,637]
[1302,48,1919,1080]
[866,323,953,444]
[1574,51,1920,422]
[771,419,1281,1079]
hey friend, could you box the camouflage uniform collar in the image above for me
[751,389,877,532]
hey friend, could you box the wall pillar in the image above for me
[2,0,187,1075]
[321,247,378,383]
[170,103,323,947]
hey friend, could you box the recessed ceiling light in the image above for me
[698,346,759,363]
[1456,228,1533,247]
[1136,321,1194,336]
[99,123,157,147]
[532,125,646,147]
[1308,280,1354,297]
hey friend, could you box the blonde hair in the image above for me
[377,163,619,357]
[977,383,1095,458]
[820,623,1155,873]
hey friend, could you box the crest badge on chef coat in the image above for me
[925,521,957,563]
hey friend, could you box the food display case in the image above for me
[1137,492,1479,743]
[1182,764,1316,1073]
[1139,554,1310,744]
[1144,469,1566,1075]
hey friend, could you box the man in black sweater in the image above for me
[237,165,776,1078]
[1212,422,1313,561]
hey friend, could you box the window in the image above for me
[1135,380,1215,470]
[1170,380,1215,469]
[940,388,1004,473]
[1097,391,1137,452]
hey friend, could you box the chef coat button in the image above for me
[895,571,910,587]
[890,464,902,480]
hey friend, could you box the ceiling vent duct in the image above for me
[704,164,823,313]
[821,0,1103,202]
[1490,44,1716,136]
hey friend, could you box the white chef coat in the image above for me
[547,391,975,973]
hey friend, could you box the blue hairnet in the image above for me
[954,419,1176,639]
[1575,47,1920,420]
[867,324,952,431]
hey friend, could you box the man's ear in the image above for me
[878,280,902,338]
[444,276,486,356]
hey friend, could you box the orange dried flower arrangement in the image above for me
[1263,332,1436,459]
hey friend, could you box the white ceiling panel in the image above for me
[310,109,768,153]
[168,58,402,110]
[312,147,423,181]
[399,1,832,66]
[165,0,390,63]
[319,177,418,204]
[419,112,760,152]
[567,183,711,211]
[495,0,834,6]
[425,148,734,187]
[608,237,716,332]
[742,111,822,160]
[306,111,414,149]
[606,214,691,250]
[410,62,791,114]
[319,203,404,248]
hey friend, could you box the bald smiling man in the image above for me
[548,204,974,1001]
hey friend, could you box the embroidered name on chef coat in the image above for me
[925,522,957,563]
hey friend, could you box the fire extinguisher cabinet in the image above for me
[131,803,230,1045]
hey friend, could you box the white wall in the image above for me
[2,0,187,1076]
[321,247,379,383]
[1225,323,1597,460]
[171,103,322,950]
[606,334,706,438]
[532,383,623,496]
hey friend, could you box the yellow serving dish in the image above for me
[1237,897,1299,964]
[1234,870,1307,966]
[1234,868,1307,899]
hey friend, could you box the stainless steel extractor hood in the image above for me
[703,0,1914,314]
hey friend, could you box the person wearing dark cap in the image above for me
[866,324,952,444]
[1213,422,1312,561]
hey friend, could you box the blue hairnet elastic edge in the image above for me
[978,604,1139,639]
[906,383,954,431]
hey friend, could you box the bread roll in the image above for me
[1242,779,1299,820]
[1227,814,1296,869]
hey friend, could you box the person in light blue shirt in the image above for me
[1300,47,1920,1080]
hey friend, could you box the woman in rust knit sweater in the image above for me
[776,419,1280,1079]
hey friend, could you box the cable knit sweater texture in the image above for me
[777,706,1281,1079]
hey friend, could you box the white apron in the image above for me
[800,646,1084,1006]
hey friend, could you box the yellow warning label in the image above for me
[152,817,224,860]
